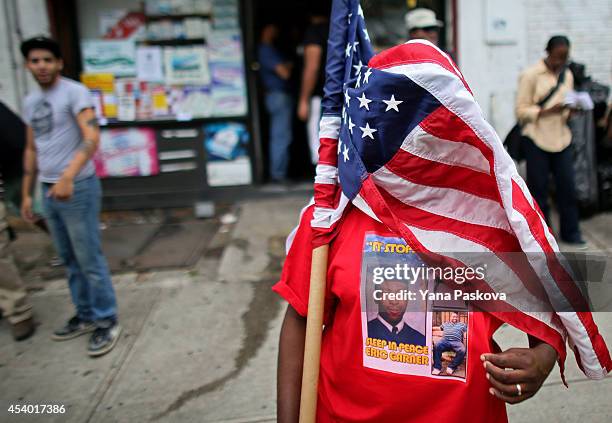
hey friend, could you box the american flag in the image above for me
[287,0,611,381]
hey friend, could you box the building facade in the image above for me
[1,0,610,187]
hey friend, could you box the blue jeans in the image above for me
[523,137,582,242]
[43,176,117,325]
[265,91,293,181]
[433,339,466,371]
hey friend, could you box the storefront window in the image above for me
[71,0,253,192]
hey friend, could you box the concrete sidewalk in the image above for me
[0,196,611,422]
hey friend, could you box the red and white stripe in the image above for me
[309,116,353,246]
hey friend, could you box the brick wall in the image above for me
[525,0,612,88]
[458,0,611,136]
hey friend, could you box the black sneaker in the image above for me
[88,324,122,357]
[51,316,95,341]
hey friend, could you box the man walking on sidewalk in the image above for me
[20,37,121,357]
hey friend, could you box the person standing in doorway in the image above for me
[20,36,121,356]
[516,35,585,246]
[404,8,443,46]
[297,3,330,165]
[258,23,294,183]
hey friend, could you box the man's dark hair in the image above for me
[545,35,570,53]
[20,36,62,59]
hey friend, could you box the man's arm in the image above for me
[516,71,567,123]
[297,44,322,121]
[278,304,306,423]
[274,62,293,81]
[482,334,557,404]
[21,126,38,222]
[48,108,99,201]
[515,72,542,124]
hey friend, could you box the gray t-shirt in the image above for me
[22,77,96,183]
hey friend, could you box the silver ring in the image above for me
[516,383,522,396]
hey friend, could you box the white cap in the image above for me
[405,8,443,31]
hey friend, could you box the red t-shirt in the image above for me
[273,205,508,422]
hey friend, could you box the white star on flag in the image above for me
[344,90,351,106]
[358,5,364,18]
[382,94,403,112]
[342,144,350,162]
[337,139,343,155]
[348,13,352,24]
[360,122,377,139]
[363,28,370,42]
[353,60,363,76]
[348,117,355,134]
[355,73,361,88]
[357,92,372,110]
[363,68,373,84]
[346,43,352,57]
[353,41,359,52]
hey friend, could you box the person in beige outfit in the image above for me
[0,201,35,340]
[516,35,584,246]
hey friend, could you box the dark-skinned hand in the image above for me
[481,342,557,404]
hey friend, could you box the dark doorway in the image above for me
[250,0,324,183]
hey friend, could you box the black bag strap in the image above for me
[537,66,566,107]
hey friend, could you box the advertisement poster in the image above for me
[360,233,469,381]
[81,40,136,76]
[136,46,164,82]
[164,46,211,85]
[81,73,115,92]
[211,87,246,117]
[170,86,212,118]
[81,73,117,118]
[95,128,159,177]
[203,122,251,186]
[210,62,245,90]
[207,30,242,63]
[98,9,128,37]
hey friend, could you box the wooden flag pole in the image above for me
[299,244,330,423]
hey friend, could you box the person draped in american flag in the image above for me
[274,1,610,422]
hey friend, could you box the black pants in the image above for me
[523,137,582,242]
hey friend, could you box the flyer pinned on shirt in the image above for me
[360,233,469,381]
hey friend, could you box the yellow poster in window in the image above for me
[80,73,115,93]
